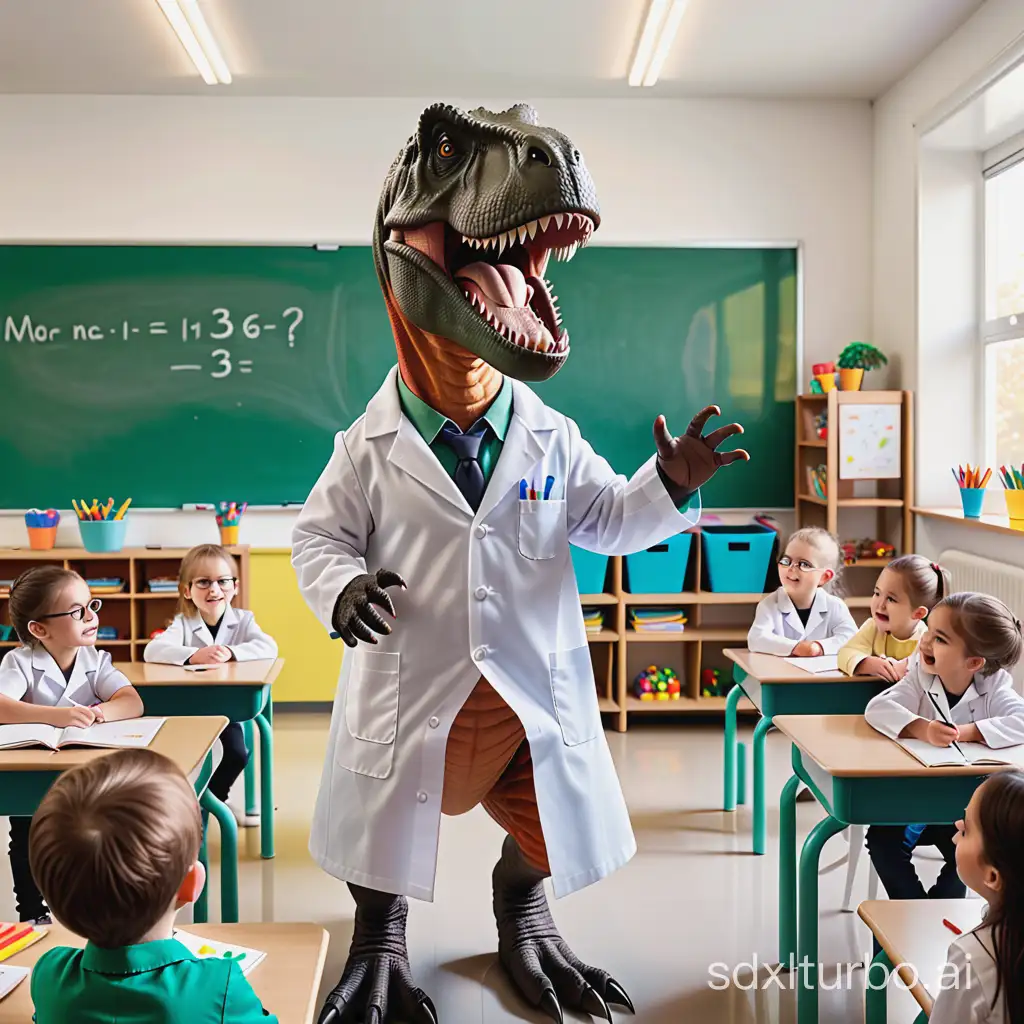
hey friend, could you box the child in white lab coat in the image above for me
[0,565,145,921]
[930,769,1024,1024]
[145,544,277,826]
[747,527,856,657]
[865,592,1024,903]
[838,555,951,680]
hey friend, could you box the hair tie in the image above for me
[931,562,941,573]
[1016,618,1022,634]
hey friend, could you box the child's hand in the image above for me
[891,658,909,680]
[56,705,98,729]
[91,704,105,723]
[791,640,824,657]
[189,646,231,665]
[955,723,982,743]
[208,645,232,663]
[926,720,960,747]
[858,656,902,681]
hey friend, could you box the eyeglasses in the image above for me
[34,598,103,622]
[777,556,823,573]
[191,577,237,591]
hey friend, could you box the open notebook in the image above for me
[0,718,165,752]
[897,736,1024,768]
[782,655,839,675]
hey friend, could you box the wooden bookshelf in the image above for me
[0,546,250,660]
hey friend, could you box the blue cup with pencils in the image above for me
[217,502,246,546]
[25,509,60,550]
[999,464,1024,523]
[74,497,131,552]
[954,464,989,518]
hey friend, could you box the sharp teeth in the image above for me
[554,213,564,229]
[518,225,528,244]
[539,215,551,232]
[566,242,578,262]
[527,220,538,240]
[506,229,517,247]
[537,339,550,353]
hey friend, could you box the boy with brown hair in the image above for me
[28,748,277,1023]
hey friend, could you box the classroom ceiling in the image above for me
[0,0,986,101]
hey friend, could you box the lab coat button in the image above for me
[474,586,488,601]
[475,524,488,538]
[473,646,487,661]
[417,791,428,803]
[428,716,440,729]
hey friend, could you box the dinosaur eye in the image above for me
[437,135,456,160]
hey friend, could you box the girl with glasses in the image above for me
[747,526,856,657]
[0,565,145,922]
[145,544,277,826]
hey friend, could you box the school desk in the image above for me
[772,714,1022,1024]
[117,659,283,924]
[0,921,330,1024]
[722,650,887,853]
[857,899,986,1024]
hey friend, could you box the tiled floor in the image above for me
[2,713,948,1022]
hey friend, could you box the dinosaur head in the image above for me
[373,103,600,383]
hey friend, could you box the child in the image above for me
[145,544,276,825]
[931,770,1024,1024]
[865,593,1024,903]
[0,565,144,923]
[28,748,278,1023]
[838,555,951,681]
[747,527,856,656]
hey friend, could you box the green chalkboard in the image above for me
[0,245,796,509]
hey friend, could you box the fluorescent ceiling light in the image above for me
[157,0,231,85]
[628,0,688,88]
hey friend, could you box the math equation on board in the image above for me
[3,306,305,380]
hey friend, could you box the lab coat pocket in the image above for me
[338,650,400,779]
[549,644,601,746]
[518,499,567,561]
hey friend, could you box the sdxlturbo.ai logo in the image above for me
[708,954,972,991]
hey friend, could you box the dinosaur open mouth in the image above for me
[393,212,595,357]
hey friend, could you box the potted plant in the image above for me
[836,342,887,391]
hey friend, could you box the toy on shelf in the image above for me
[809,378,824,394]
[858,539,895,561]
[840,542,858,566]
[812,362,837,392]
[633,665,681,701]
[814,410,828,441]
[806,464,827,500]
[836,342,887,391]
[701,668,722,697]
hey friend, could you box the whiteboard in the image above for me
[839,404,901,479]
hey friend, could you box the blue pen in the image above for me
[520,479,528,500]
[543,475,555,500]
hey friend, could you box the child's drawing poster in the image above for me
[839,404,901,479]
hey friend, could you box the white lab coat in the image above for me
[865,655,1024,748]
[0,645,130,708]
[929,925,1005,1024]
[292,365,700,901]
[746,587,857,656]
[144,605,278,665]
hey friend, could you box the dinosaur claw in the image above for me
[580,985,611,1021]
[316,1007,340,1024]
[605,978,635,1014]
[366,1008,382,1024]
[539,989,564,1024]
[416,995,438,1024]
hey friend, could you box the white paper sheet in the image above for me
[0,965,29,1002]
[782,655,839,674]
[173,930,266,976]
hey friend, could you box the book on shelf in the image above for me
[582,607,605,634]
[629,608,687,633]
[0,718,165,752]
[896,737,1024,769]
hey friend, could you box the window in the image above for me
[983,158,1024,470]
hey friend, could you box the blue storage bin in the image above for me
[624,532,693,594]
[702,525,775,593]
[570,546,610,594]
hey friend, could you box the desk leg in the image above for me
[242,720,257,817]
[779,772,801,966]
[865,949,891,1024]
[195,817,210,925]
[255,711,274,860]
[723,683,743,811]
[797,814,846,1024]
[752,716,774,855]
[200,789,239,923]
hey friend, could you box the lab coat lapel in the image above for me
[923,673,954,721]
[185,615,215,647]
[31,646,74,704]
[808,589,830,636]
[777,589,806,638]
[213,605,240,644]
[476,381,558,524]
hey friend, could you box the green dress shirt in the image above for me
[31,938,278,1024]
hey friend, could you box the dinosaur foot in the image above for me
[318,884,437,1024]
[492,838,635,1023]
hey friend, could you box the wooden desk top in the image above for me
[0,716,226,777]
[724,648,877,684]
[0,922,329,1024]
[115,659,283,687]
[858,898,987,1014]
[773,714,1024,778]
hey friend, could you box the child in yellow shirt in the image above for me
[838,555,951,681]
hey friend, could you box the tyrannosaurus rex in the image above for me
[293,102,748,1024]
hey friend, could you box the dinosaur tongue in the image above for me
[455,262,553,348]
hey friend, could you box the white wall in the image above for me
[0,94,872,546]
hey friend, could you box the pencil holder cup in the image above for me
[1005,490,1024,522]
[959,487,985,518]
[219,525,239,546]
[27,526,58,550]
[79,519,127,553]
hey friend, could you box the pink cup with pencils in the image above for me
[216,502,246,546]
[954,464,989,518]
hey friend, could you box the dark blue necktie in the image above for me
[439,420,490,510]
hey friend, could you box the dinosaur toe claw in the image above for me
[416,994,438,1024]
[580,985,611,1021]
[539,989,564,1024]
[605,977,635,1013]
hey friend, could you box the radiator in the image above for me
[940,549,1024,692]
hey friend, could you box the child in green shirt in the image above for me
[28,748,278,1023]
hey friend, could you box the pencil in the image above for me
[943,918,962,936]
[980,469,992,488]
